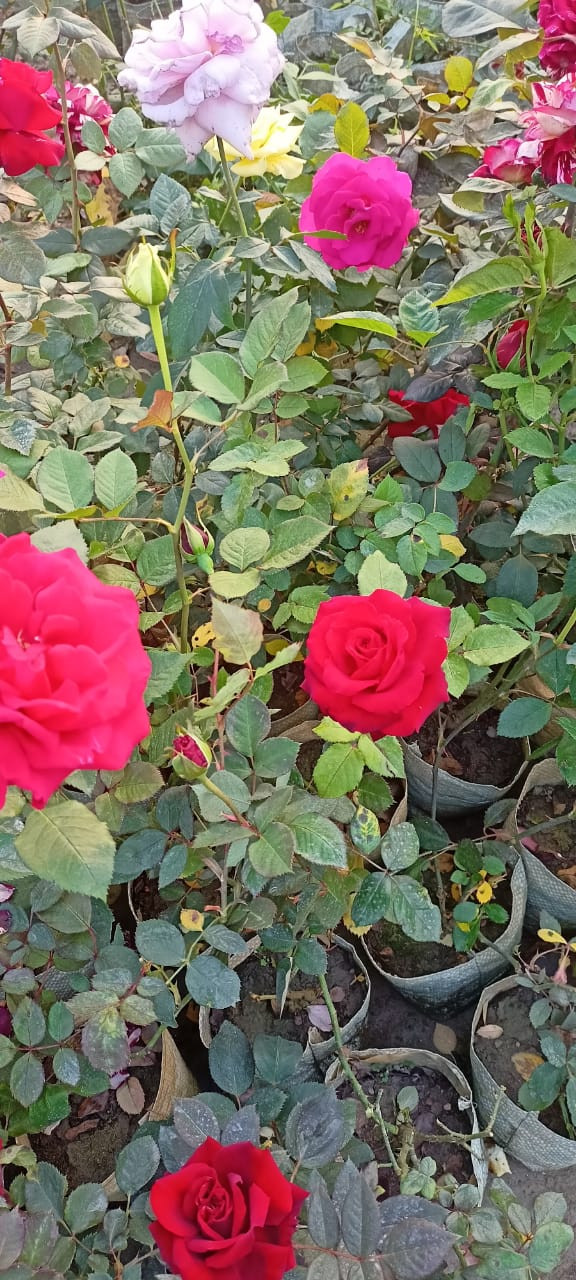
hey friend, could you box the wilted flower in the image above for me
[472,137,538,183]
[119,0,284,158]
[205,106,303,177]
[538,0,576,77]
[521,75,576,183]
[124,242,172,307]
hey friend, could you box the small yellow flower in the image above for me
[538,928,566,945]
[205,107,304,179]
[476,881,494,904]
[180,909,205,932]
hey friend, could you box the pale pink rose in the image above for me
[118,0,284,158]
[473,137,538,183]
[521,75,576,182]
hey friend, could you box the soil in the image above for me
[210,943,366,1045]
[338,1062,472,1197]
[474,985,576,1140]
[31,1060,161,1190]
[414,708,525,788]
[365,876,512,978]
[518,784,576,883]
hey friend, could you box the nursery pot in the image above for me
[402,737,528,818]
[506,758,576,931]
[360,845,527,1014]
[325,1046,487,1197]
[18,1030,197,1200]
[199,935,371,1068]
[471,974,576,1171]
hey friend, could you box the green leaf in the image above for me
[209,1021,254,1095]
[249,823,295,877]
[10,1053,44,1106]
[209,569,261,599]
[399,290,441,340]
[109,107,143,150]
[380,823,420,871]
[242,361,288,410]
[185,955,241,1008]
[462,624,529,666]
[12,998,46,1048]
[220,527,270,569]
[37,446,94,513]
[515,382,552,422]
[545,226,576,287]
[516,483,576,537]
[507,427,554,458]
[528,1222,574,1273]
[189,353,245,404]
[0,1207,25,1268]
[94,449,137,510]
[137,534,177,587]
[65,1183,108,1232]
[313,743,364,798]
[173,1097,220,1148]
[329,459,369,521]
[390,876,442,942]
[226,695,270,755]
[261,517,332,570]
[115,1135,160,1194]
[497,698,551,738]
[17,11,60,53]
[315,718,357,743]
[135,127,186,170]
[108,151,145,196]
[358,550,407,596]
[0,233,46,287]
[53,1048,80,1085]
[439,461,477,491]
[441,0,533,36]
[437,257,530,304]
[393,438,442,483]
[316,311,396,338]
[16,801,115,901]
[253,1034,303,1084]
[334,102,370,157]
[212,600,263,664]
[135,919,185,966]
[240,289,299,377]
[443,653,470,698]
[290,813,347,867]
[145,650,190,702]
[0,472,44,513]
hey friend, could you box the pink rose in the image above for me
[300,153,419,273]
[538,0,576,76]
[472,137,537,183]
[521,75,576,182]
[45,81,113,151]
[0,533,151,808]
[119,0,284,158]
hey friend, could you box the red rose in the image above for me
[496,319,529,368]
[0,533,151,808]
[387,388,470,438]
[303,591,450,738]
[149,1138,307,1280]
[0,59,65,176]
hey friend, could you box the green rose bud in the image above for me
[123,242,172,307]
[172,732,212,781]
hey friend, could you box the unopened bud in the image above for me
[172,732,212,780]
[181,519,215,559]
[123,242,172,308]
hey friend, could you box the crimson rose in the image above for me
[0,59,64,176]
[303,591,450,738]
[387,388,470,438]
[149,1138,307,1280]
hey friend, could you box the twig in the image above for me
[0,292,12,395]
[53,47,82,246]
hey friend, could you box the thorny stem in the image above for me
[53,47,82,246]
[431,712,449,933]
[199,774,254,829]
[216,136,253,326]
[318,974,402,1177]
[0,292,12,396]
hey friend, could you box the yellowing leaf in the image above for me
[427,92,452,106]
[445,55,474,93]
[329,458,369,521]
[538,928,566,945]
[440,534,466,557]
[314,560,337,576]
[512,1052,544,1081]
[114,353,130,368]
[192,621,215,649]
[311,94,342,114]
[265,637,291,655]
[180,909,204,932]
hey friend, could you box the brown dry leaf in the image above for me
[330,985,345,1003]
[512,1051,544,1081]
[439,751,464,777]
[476,1024,504,1040]
[85,179,118,227]
[116,1076,146,1115]
[436,852,454,874]
[433,1023,457,1054]
[133,389,173,432]
[557,866,576,888]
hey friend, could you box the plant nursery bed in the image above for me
[518,784,576,883]
[414,709,524,787]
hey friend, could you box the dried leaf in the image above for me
[308,1003,332,1032]
[487,1145,510,1176]
[512,1051,544,1081]
[133,389,173,432]
[476,1024,504,1040]
[116,1076,146,1115]
[433,1023,457,1054]
[557,866,576,889]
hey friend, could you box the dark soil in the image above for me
[339,1062,472,1197]
[270,661,309,720]
[518,784,576,882]
[31,1060,161,1189]
[365,877,512,978]
[474,985,576,1140]
[210,944,366,1045]
[415,709,524,787]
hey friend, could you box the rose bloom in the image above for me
[521,75,576,183]
[538,0,576,77]
[496,319,529,368]
[45,81,113,151]
[387,388,470,439]
[0,533,151,808]
[119,0,284,158]
[303,591,450,738]
[149,1138,307,1280]
[300,153,419,273]
[205,105,303,178]
[0,59,64,176]
[472,137,538,183]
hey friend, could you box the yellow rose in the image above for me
[206,107,304,179]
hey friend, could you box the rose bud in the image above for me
[495,319,529,369]
[181,519,214,573]
[123,242,172,308]
[172,732,212,780]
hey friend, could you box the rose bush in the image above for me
[119,0,284,157]
[0,533,151,808]
[300,153,419,272]
[387,388,470,438]
[149,1138,307,1280]
[0,58,64,176]
[303,591,451,737]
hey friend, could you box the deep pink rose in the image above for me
[303,591,450,738]
[521,75,576,182]
[0,533,151,808]
[119,0,284,158]
[496,319,529,369]
[45,81,113,151]
[473,137,538,183]
[538,0,576,76]
[299,153,419,273]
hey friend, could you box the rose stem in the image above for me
[216,136,253,326]
[53,47,82,247]
[0,293,12,396]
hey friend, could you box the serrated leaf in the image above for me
[16,801,115,901]
[212,599,263,664]
[358,550,407,596]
